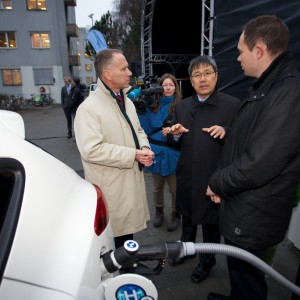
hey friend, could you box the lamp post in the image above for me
[88,13,94,26]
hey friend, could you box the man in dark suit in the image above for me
[61,76,73,138]
[168,55,240,285]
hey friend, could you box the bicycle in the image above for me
[10,94,24,110]
[40,93,53,105]
[33,93,53,107]
[0,94,12,110]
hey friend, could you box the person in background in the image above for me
[168,56,240,285]
[70,77,84,117]
[206,15,300,300]
[74,48,155,250]
[138,73,182,232]
[61,76,73,138]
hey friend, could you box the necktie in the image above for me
[116,94,125,110]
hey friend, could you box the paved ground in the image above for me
[17,105,300,300]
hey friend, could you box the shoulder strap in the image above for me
[118,99,144,171]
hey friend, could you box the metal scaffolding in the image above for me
[141,0,155,78]
[201,0,214,56]
[141,0,214,80]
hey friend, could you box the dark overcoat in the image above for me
[209,52,300,249]
[171,90,240,224]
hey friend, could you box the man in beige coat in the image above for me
[74,49,154,249]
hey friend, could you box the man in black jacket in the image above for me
[167,56,240,284]
[70,77,85,116]
[206,15,300,300]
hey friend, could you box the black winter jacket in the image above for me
[209,51,300,249]
[171,90,240,224]
[70,84,84,113]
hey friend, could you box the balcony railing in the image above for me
[64,0,76,7]
[69,55,80,66]
[66,24,79,37]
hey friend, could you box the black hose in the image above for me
[100,242,182,273]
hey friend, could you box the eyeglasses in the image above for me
[191,71,215,79]
[162,84,175,88]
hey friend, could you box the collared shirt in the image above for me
[197,94,207,103]
[67,84,71,95]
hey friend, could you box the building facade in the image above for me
[72,27,96,87]
[0,0,79,103]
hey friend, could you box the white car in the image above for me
[0,110,115,300]
[89,83,97,95]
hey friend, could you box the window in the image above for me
[0,0,12,10]
[85,64,92,71]
[33,68,53,85]
[86,77,94,85]
[27,0,46,11]
[0,158,25,272]
[0,32,16,48]
[2,69,22,86]
[31,33,50,48]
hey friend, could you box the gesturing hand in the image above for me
[202,125,225,139]
[168,123,189,135]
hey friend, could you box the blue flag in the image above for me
[87,30,108,54]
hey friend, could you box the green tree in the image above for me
[85,0,142,65]
[85,11,114,56]
[111,0,142,63]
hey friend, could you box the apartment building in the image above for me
[72,27,96,87]
[0,0,79,103]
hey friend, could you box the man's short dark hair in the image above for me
[73,77,80,85]
[242,15,289,55]
[188,55,218,76]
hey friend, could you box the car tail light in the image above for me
[93,184,109,236]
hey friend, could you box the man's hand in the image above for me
[136,149,155,167]
[161,127,170,136]
[168,123,189,135]
[202,125,225,139]
[206,185,221,204]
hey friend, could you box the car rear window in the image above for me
[0,158,25,284]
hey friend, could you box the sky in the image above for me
[75,0,114,28]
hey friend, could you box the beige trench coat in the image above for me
[74,79,150,237]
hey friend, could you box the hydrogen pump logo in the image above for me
[116,284,154,300]
[124,240,139,252]
[115,240,154,299]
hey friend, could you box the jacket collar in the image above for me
[192,89,218,106]
[160,95,175,104]
[252,51,293,93]
[97,78,132,99]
